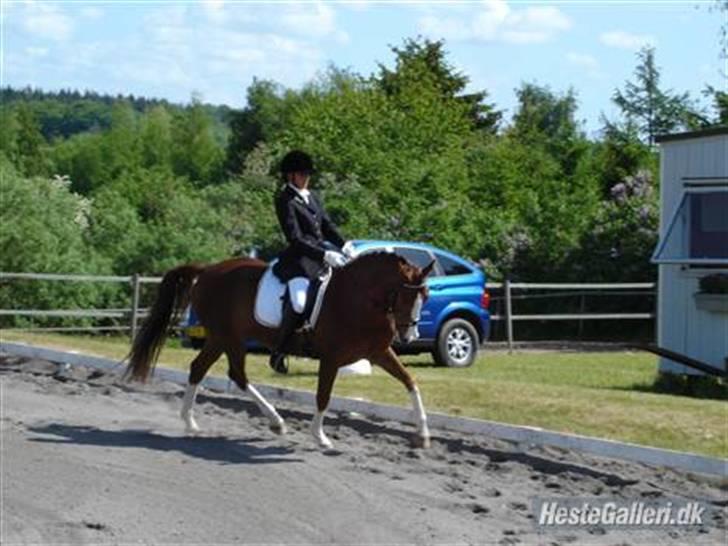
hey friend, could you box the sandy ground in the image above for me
[1,354,726,546]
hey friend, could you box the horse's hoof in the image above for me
[270,421,287,435]
[183,417,200,434]
[316,436,333,450]
[412,434,431,449]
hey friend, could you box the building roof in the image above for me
[655,126,728,143]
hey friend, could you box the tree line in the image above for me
[0,38,724,325]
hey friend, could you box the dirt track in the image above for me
[1,353,725,545]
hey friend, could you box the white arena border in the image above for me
[2,341,725,477]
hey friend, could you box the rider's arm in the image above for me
[315,194,345,249]
[276,196,327,261]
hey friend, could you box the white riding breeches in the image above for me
[288,277,309,314]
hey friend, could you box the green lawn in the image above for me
[2,331,726,458]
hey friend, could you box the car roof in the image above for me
[352,240,476,266]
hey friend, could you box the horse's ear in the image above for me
[421,260,436,279]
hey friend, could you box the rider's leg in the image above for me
[268,277,308,374]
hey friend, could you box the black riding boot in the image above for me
[269,299,302,374]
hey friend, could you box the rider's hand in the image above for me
[324,250,348,268]
[341,241,356,258]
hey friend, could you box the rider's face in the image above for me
[291,172,310,189]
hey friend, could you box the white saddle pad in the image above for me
[253,265,332,330]
[254,266,287,328]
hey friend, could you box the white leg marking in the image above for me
[311,408,332,449]
[181,383,200,433]
[246,384,286,434]
[410,386,431,447]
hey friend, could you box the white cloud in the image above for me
[8,3,339,106]
[600,30,656,50]
[20,3,75,42]
[566,52,604,79]
[80,7,104,20]
[418,0,571,45]
[25,46,49,58]
[200,0,226,23]
[566,52,598,71]
[280,2,348,43]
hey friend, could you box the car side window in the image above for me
[394,247,439,274]
[435,252,472,276]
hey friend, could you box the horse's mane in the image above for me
[339,251,410,285]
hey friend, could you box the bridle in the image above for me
[385,282,427,329]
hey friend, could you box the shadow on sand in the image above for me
[27,423,303,465]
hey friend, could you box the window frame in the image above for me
[652,185,728,266]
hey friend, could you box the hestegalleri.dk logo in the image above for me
[533,497,708,529]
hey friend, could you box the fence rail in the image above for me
[1,272,656,350]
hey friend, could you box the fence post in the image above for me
[505,278,513,353]
[130,273,141,341]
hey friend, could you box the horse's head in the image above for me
[342,252,435,343]
[389,257,435,344]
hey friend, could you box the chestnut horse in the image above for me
[126,252,434,449]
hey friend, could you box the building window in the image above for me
[690,192,728,259]
[653,189,728,265]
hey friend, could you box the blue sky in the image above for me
[2,1,725,135]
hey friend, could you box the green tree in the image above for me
[103,101,140,180]
[281,64,481,255]
[140,105,173,170]
[14,103,49,176]
[375,37,501,133]
[0,159,108,325]
[92,167,230,274]
[509,82,589,177]
[590,120,657,198]
[50,132,108,194]
[225,79,298,174]
[612,47,701,144]
[172,96,225,185]
[0,107,19,161]
[575,169,659,282]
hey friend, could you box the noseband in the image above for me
[385,282,426,329]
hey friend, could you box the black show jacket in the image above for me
[272,184,345,281]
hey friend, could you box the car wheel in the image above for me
[433,318,478,368]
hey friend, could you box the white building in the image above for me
[652,128,728,375]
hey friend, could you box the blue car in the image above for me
[180,240,491,367]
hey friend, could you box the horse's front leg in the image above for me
[226,346,286,435]
[373,347,431,448]
[312,360,337,449]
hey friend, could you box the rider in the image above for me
[270,150,353,374]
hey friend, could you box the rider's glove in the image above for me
[341,241,356,259]
[324,250,348,268]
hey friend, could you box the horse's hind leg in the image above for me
[373,347,431,448]
[182,339,223,433]
[225,345,287,435]
[311,360,337,449]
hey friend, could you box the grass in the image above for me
[2,330,726,458]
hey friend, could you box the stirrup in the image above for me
[269,352,288,374]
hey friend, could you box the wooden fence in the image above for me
[0,272,656,349]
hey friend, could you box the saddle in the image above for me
[253,263,331,331]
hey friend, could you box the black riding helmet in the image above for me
[280,150,314,175]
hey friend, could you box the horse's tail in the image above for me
[125,264,205,382]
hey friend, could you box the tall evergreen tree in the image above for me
[375,38,501,133]
[612,47,701,144]
[14,104,48,177]
[172,96,225,185]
